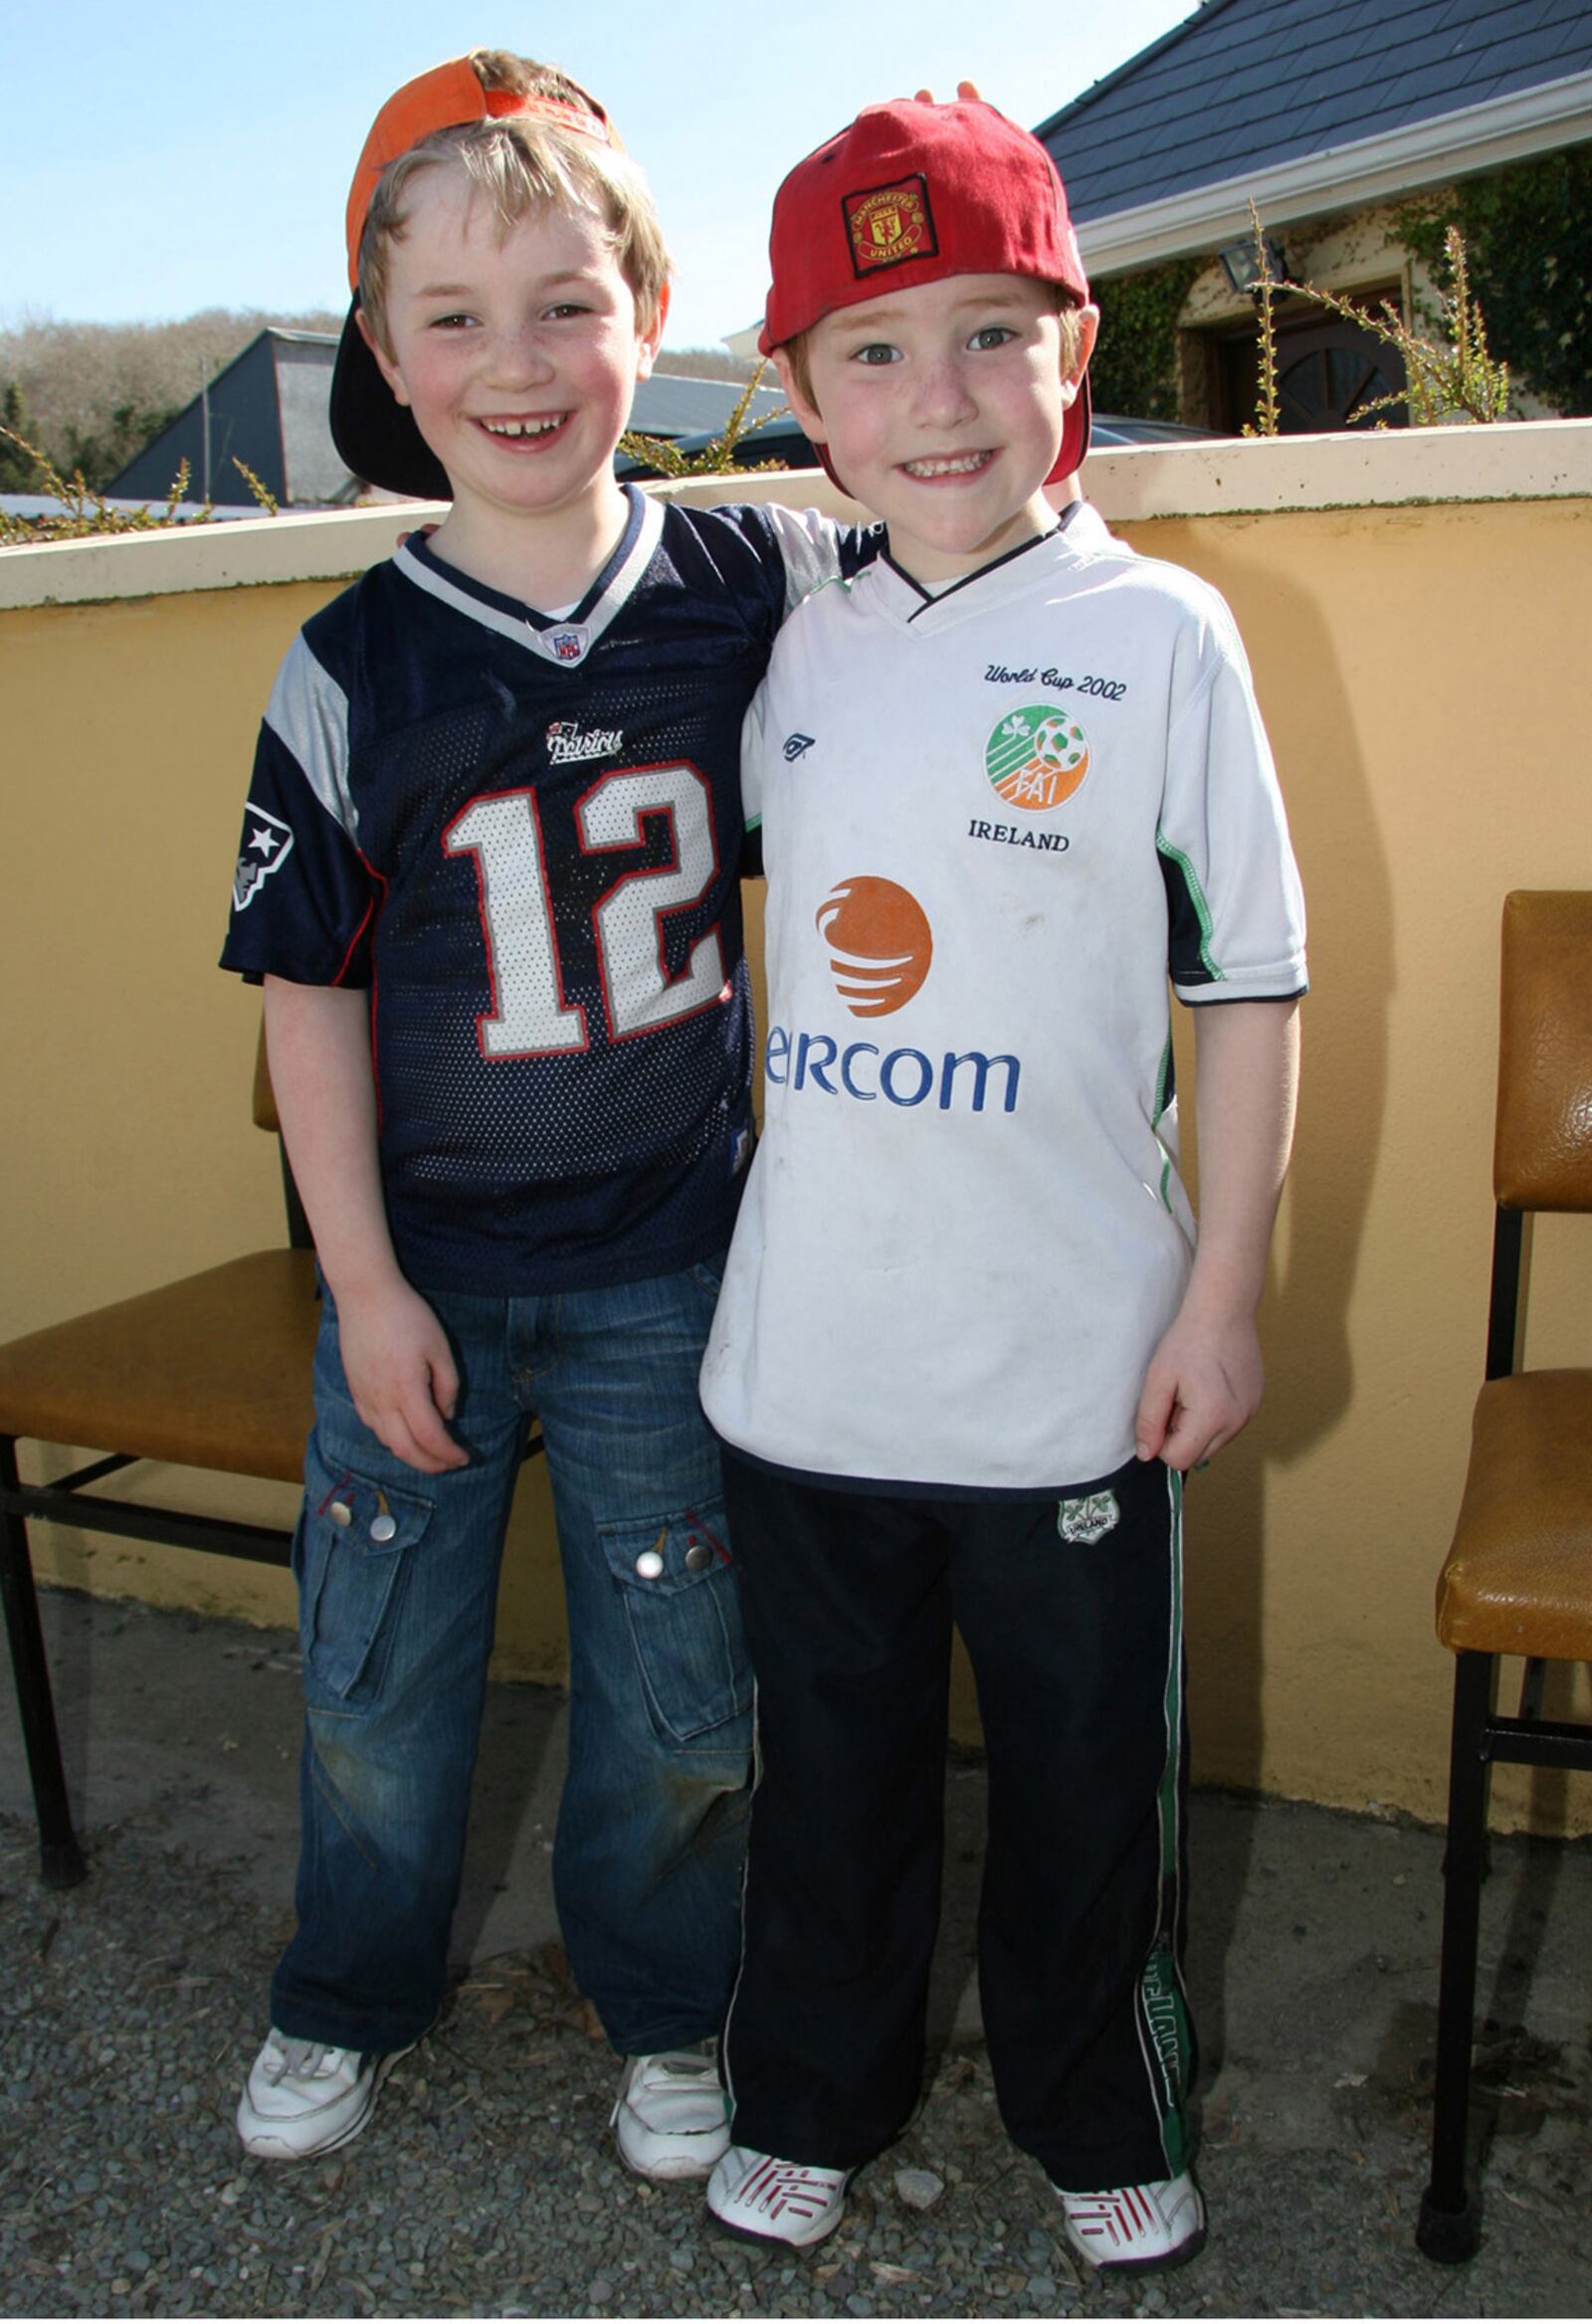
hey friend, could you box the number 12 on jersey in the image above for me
[444,763,727,1059]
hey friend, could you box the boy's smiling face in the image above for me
[777,274,1096,586]
[362,164,662,558]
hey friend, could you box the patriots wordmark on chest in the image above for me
[545,720,625,766]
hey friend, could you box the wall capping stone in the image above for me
[3,416,1589,612]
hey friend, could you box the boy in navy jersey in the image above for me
[220,51,864,2173]
[699,101,1305,2268]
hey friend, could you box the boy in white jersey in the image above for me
[699,100,1305,2270]
[221,51,870,2180]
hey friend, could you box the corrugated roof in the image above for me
[1038,0,1592,222]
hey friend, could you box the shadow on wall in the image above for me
[1168,544,1392,1797]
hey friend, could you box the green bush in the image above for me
[1396,151,1592,417]
[0,384,40,490]
[1088,259,1201,420]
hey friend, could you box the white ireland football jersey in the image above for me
[700,505,1307,1495]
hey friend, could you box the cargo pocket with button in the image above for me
[598,1499,750,1746]
[295,1439,436,1710]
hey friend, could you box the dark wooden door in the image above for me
[1219,297,1408,432]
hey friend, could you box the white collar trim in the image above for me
[392,491,666,667]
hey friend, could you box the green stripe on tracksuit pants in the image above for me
[718,1450,1195,2193]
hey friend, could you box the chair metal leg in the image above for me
[0,1437,88,1889]
[1417,1649,1492,2261]
[1516,1658,1546,1721]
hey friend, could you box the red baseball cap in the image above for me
[330,55,612,498]
[761,98,1093,484]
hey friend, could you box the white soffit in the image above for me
[1076,68,1592,276]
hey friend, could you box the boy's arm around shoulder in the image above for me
[263,976,466,1474]
[1135,999,1299,1471]
[756,500,882,614]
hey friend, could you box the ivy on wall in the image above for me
[1087,258,1202,419]
[1394,150,1592,416]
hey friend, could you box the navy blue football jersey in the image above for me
[221,487,872,1293]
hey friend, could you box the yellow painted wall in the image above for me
[4,485,1590,1830]
[1115,499,1592,1835]
[0,577,569,1666]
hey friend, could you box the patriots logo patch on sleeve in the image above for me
[232,804,295,912]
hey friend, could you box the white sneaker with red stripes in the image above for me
[1053,2171,1206,2272]
[706,2144,851,2248]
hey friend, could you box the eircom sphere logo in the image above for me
[816,876,933,1018]
[985,703,1090,811]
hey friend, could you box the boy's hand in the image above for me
[335,1277,468,1475]
[1134,1304,1264,1471]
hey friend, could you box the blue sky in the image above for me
[4,0,1199,352]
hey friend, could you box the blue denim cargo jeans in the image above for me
[269,1260,752,2058]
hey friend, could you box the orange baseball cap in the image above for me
[342,56,611,292]
[330,55,611,497]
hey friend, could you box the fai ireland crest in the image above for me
[985,704,1090,812]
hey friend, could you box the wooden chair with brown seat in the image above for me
[0,1028,319,1890]
[1416,889,1592,2263]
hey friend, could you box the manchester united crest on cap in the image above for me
[843,174,937,278]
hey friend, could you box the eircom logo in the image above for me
[816,875,932,1017]
[767,872,1021,1116]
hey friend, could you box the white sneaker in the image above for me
[706,2143,851,2248]
[236,2029,412,2161]
[1053,2170,1207,2272]
[611,2045,731,2182]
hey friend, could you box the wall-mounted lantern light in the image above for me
[1219,231,1293,297]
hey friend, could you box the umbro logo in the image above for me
[783,732,816,761]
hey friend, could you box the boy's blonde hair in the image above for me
[357,50,672,353]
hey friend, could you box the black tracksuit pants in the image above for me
[718,1449,1195,2193]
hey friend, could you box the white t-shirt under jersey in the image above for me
[700,504,1306,1496]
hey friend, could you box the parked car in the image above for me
[615,406,1221,480]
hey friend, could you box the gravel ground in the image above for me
[2,1593,1590,2319]
[3,1807,1590,2321]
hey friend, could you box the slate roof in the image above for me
[1038,0,1592,224]
[110,347,783,505]
[110,331,356,507]
[627,375,787,436]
